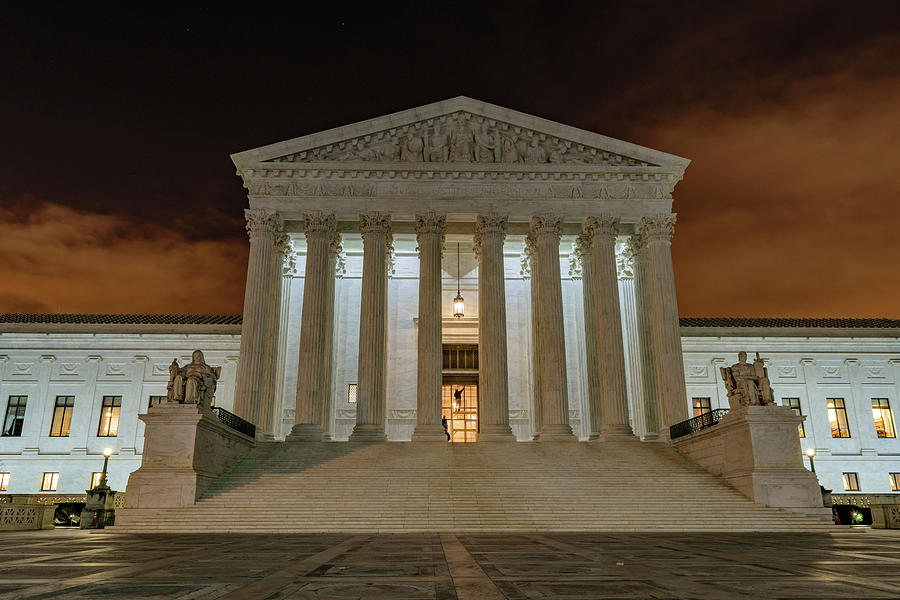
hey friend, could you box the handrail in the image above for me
[212,407,256,439]
[669,408,729,440]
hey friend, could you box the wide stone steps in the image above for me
[113,440,834,533]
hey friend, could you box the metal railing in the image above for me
[212,407,256,439]
[669,408,729,440]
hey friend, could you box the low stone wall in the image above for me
[118,404,254,519]
[0,503,55,530]
[871,504,900,529]
[672,405,831,519]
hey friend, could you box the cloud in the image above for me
[0,202,248,314]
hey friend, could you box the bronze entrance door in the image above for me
[441,344,478,442]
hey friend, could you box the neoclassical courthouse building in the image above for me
[1,98,899,506]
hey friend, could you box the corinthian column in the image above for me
[524,234,542,440]
[585,216,634,437]
[234,208,280,426]
[258,231,290,439]
[349,212,391,442]
[573,233,601,439]
[530,214,576,441]
[412,212,447,441]
[288,213,337,441]
[476,213,515,442]
[628,234,660,439]
[637,214,688,434]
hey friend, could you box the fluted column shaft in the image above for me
[637,214,689,434]
[476,214,515,441]
[350,212,391,441]
[258,232,289,438]
[320,233,340,439]
[531,214,576,441]
[574,234,601,439]
[412,213,447,441]
[234,208,280,426]
[525,234,543,440]
[629,234,660,439]
[289,213,337,441]
[585,216,634,437]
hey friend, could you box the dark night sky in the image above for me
[1,3,898,317]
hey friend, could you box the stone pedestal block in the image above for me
[80,488,118,529]
[672,405,831,519]
[118,404,255,516]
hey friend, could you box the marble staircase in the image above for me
[113,440,834,532]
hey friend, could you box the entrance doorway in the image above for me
[442,344,478,442]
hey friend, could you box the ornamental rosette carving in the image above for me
[584,214,620,241]
[302,212,336,235]
[359,212,392,235]
[529,214,563,238]
[244,208,281,240]
[636,213,676,242]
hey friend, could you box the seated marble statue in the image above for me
[166,350,220,410]
[720,351,775,409]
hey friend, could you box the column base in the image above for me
[255,430,276,442]
[349,424,388,442]
[595,425,636,441]
[537,424,577,442]
[411,424,449,442]
[641,431,661,442]
[478,424,516,442]
[285,424,324,442]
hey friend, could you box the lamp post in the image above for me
[452,243,465,318]
[806,447,816,474]
[99,447,112,489]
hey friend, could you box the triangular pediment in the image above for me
[231,96,689,173]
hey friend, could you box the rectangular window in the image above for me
[827,398,851,438]
[872,399,896,438]
[40,472,59,492]
[0,472,9,491]
[783,398,806,438]
[842,472,860,492]
[347,383,358,404]
[49,396,75,437]
[148,395,167,410]
[97,396,122,437]
[90,472,103,489]
[2,395,27,437]
[890,473,900,492]
[692,397,711,418]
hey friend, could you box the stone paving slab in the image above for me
[0,528,898,599]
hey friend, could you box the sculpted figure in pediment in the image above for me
[424,124,449,162]
[474,122,499,162]
[400,132,424,161]
[374,137,399,161]
[500,135,520,163]
[522,137,547,164]
[338,142,376,161]
[449,118,472,161]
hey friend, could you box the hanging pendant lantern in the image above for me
[453,242,465,318]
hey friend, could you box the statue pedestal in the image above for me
[672,405,831,519]
[80,487,117,529]
[116,404,254,525]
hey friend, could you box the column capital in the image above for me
[414,212,447,235]
[302,211,336,235]
[475,213,508,235]
[636,213,676,243]
[616,240,635,280]
[584,215,620,241]
[530,213,563,238]
[245,208,281,239]
[360,212,392,235]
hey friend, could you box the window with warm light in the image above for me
[97,396,122,437]
[0,472,9,491]
[2,395,27,437]
[783,398,805,438]
[827,398,851,438]
[347,383,358,404]
[842,472,860,491]
[872,398,896,438]
[692,398,711,418]
[40,472,59,492]
[890,473,900,492]
[49,396,75,437]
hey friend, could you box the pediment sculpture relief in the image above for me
[720,351,776,410]
[166,350,220,410]
[268,112,654,167]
